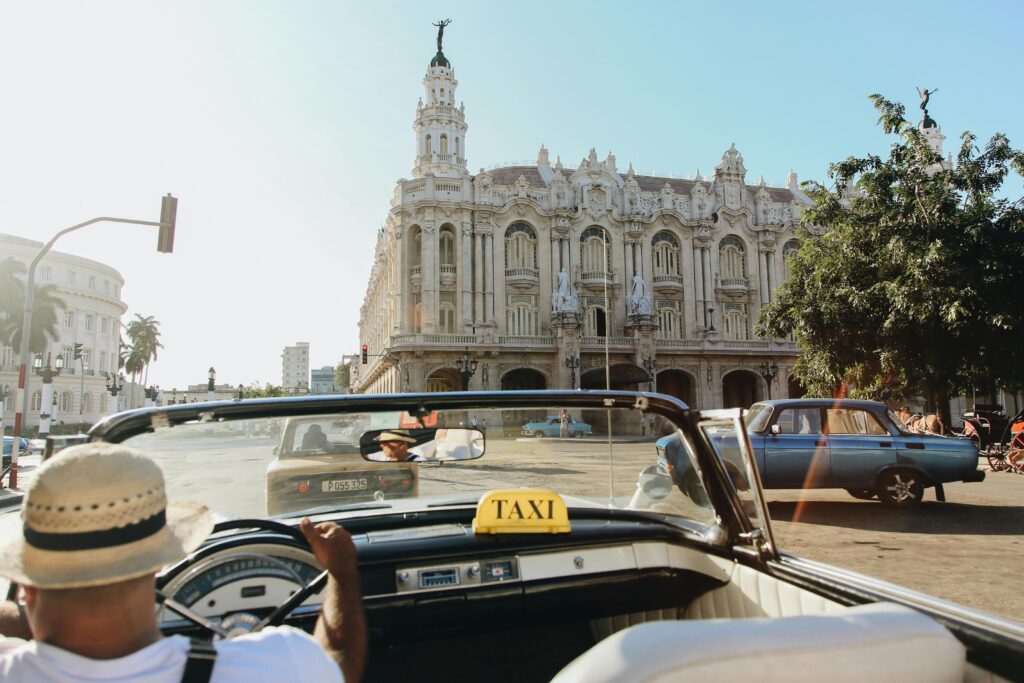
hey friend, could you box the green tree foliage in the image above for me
[242,382,288,398]
[124,314,163,408]
[0,258,66,355]
[758,95,1024,419]
[335,363,350,388]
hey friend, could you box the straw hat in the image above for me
[374,429,417,444]
[0,442,213,589]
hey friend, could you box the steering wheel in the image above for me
[157,518,329,638]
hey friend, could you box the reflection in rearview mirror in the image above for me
[359,428,485,462]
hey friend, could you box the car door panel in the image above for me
[826,408,895,487]
[763,408,829,488]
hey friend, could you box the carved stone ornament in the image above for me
[724,183,742,211]
[587,185,607,214]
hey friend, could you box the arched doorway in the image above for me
[500,368,547,391]
[722,370,761,408]
[501,368,548,435]
[787,374,807,399]
[656,369,696,408]
[580,363,648,391]
[426,367,462,392]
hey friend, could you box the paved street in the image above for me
[2,436,1021,624]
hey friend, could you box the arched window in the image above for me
[585,305,607,337]
[439,304,456,333]
[60,391,72,412]
[439,227,456,266]
[424,134,431,158]
[426,376,453,392]
[580,227,611,273]
[656,301,682,339]
[719,235,747,281]
[506,295,538,335]
[412,293,423,334]
[439,134,448,156]
[782,239,800,281]
[99,393,107,413]
[31,391,41,411]
[723,303,749,341]
[81,392,92,413]
[652,231,681,276]
[504,223,537,270]
[455,137,460,159]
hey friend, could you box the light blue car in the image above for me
[521,415,592,438]
[659,399,984,507]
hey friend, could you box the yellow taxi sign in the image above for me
[472,488,571,535]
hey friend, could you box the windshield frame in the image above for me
[89,390,755,544]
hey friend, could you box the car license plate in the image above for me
[321,478,369,493]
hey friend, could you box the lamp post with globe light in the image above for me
[453,349,477,391]
[34,353,65,436]
[207,367,216,402]
[758,360,779,401]
[105,373,125,417]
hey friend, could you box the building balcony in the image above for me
[498,335,555,348]
[504,267,539,287]
[718,276,750,293]
[410,265,421,289]
[578,270,616,288]
[581,336,633,349]
[652,273,685,292]
[440,264,457,286]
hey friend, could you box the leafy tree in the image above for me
[758,94,1024,423]
[0,258,66,355]
[242,382,287,398]
[335,363,350,388]
[125,314,163,408]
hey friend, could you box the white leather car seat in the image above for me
[555,602,964,683]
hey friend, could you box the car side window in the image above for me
[774,408,822,434]
[826,408,888,435]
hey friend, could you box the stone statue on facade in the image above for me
[433,18,451,53]
[552,267,580,313]
[629,273,652,315]
[917,87,937,116]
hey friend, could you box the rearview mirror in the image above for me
[359,428,485,462]
[770,424,781,435]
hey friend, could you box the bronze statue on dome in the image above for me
[917,87,938,116]
[433,18,451,53]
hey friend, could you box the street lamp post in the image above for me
[8,196,179,488]
[236,385,245,400]
[565,355,581,390]
[707,306,716,332]
[641,356,657,391]
[106,373,124,417]
[207,367,216,402]
[453,348,478,391]
[34,353,65,436]
[758,360,779,401]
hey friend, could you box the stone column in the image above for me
[461,225,472,329]
[696,244,704,331]
[484,232,494,323]
[758,246,771,307]
[766,249,777,303]
[474,231,484,324]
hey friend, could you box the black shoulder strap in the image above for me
[180,638,218,683]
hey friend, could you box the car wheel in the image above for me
[877,470,924,507]
[535,431,545,438]
[573,431,583,439]
[845,488,876,501]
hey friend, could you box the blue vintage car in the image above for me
[659,398,984,507]
[521,415,592,438]
[3,436,32,468]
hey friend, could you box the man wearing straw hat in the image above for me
[0,442,367,682]
[366,429,423,462]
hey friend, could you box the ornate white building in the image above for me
[353,35,814,409]
[0,233,128,428]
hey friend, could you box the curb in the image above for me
[0,491,24,511]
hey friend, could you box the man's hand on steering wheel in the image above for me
[299,519,359,580]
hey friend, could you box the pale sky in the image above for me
[0,1,1020,390]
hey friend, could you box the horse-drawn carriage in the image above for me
[960,404,1024,473]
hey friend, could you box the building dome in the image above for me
[430,51,450,68]
[920,115,938,129]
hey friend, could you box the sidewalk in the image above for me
[0,486,23,510]
[0,455,43,511]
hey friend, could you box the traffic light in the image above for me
[361,345,368,364]
[157,193,177,254]
[73,343,83,360]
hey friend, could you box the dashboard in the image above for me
[157,517,729,640]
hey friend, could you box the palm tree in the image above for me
[0,258,66,356]
[125,315,162,407]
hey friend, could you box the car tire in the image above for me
[845,488,876,501]
[573,431,584,439]
[535,431,545,438]
[877,470,925,507]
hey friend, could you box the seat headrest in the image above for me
[551,603,964,683]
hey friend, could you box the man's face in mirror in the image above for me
[380,439,410,461]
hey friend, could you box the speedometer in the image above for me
[159,544,322,622]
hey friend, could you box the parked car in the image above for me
[521,414,592,438]
[2,436,32,467]
[661,398,984,507]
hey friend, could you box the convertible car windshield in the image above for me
[122,404,718,530]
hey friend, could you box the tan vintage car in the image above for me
[265,416,418,515]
